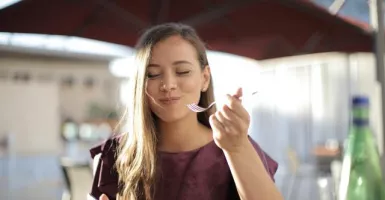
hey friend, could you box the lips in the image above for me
[159,97,181,105]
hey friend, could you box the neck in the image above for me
[157,114,212,152]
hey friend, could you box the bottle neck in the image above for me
[352,106,369,127]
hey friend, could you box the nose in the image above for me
[160,74,177,92]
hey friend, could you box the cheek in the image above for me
[145,82,159,109]
[178,77,202,104]
[178,76,202,93]
[145,81,158,97]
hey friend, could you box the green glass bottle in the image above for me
[338,96,385,200]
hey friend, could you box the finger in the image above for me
[215,110,227,123]
[233,87,243,99]
[209,114,225,133]
[210,114,229,142]
[225,94,249,120]
[221,105,244,129]
[220,104,238,121]
[100,194,109,200]
[215,110,233,133]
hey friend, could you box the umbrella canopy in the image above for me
[0,0,373,60]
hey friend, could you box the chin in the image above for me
[158,114,184,123]
[155,111,190,123]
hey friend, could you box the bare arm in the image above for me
[223,141,283,200]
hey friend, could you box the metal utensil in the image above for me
[187,91,258,112]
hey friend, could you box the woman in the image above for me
[89,23,282,200]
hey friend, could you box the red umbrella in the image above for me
[0,0,373,60]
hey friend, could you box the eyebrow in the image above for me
[148,63,160,68]
[172,60,193,66]
[147,60,193,68]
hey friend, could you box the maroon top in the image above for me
[89,136,278,200]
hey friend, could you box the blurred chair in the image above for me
[0,133,10,200]
[60,157,93,200]
[284,147,336,200]
[283,147,318,200]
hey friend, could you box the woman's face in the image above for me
[146,35,210,123]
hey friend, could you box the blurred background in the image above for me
[0,0,383,199]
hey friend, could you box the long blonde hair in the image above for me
[115,23,216,200]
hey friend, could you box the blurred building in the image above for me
[0,34,131,155]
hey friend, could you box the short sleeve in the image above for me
[249,137,279,181]
[89,136,120,200]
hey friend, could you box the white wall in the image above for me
[0,55,122,122]
[0,82,60,155]
[0,54,122,154]
[208,51,261,108]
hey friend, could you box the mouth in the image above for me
[159,97,181,105]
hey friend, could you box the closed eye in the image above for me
[176,71,191,75]
[147,73,160,78]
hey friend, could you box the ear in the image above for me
[201,65,211,92]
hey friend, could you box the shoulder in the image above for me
[90,134,123,161]
[89,134,122,199]
[248,136,279,181]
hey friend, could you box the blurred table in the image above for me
[312,146,341,175]
[313,146,340,157]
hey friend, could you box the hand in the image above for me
[209,87,251,153]
[100,194,109,200]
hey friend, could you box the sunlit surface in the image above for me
[0,0,20,10]
[0,32,134,58]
